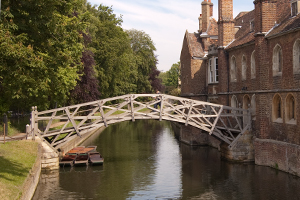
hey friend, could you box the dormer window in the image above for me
[250,20,254,32]
[291,0,300,16]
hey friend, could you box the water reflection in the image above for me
[33,120,300,200]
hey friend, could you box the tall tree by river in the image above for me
[0,0,87,112]
[0,1,161,114]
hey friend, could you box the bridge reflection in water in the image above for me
[30,94,250,151]
[33,120,300,200]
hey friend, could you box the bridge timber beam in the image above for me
[30,94,251,151]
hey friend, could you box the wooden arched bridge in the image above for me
[30,94,251,152]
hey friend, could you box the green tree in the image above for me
[166,62,180,88]
[158,62,180,95]
[1,0,88,111]
[90,5,137,98]
[126,29,158,93]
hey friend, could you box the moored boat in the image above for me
[89,152,104,165]
[59,146,85,167]
[59,153,77,167]
[74,147,97,166]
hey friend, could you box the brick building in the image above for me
[180,0,300,175]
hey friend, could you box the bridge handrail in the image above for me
[30,94,251,152]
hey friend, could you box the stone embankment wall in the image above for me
[23,126,105,199]
[255,138,300,176]
[20,142,42,200]
[172,122,255,162]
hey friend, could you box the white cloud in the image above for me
[88,0,254,71]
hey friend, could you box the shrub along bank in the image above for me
[0,140,38,200]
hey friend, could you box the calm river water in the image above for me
[33,120,300,200]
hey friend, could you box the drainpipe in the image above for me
[226,50,230,107]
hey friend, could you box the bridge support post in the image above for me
[220,130,254,162]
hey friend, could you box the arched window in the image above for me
[231,95,238,108]
[293,39,300,73]
[230,56,237,82]
[242,55,247,80]
[251,94,256,120]
[243,95,251,128]
[272,94,283,123]
[251,51,256,79]
[273,44,283,76]
[286,94,296,124]
[231,95,238,114]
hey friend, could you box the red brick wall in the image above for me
[255,138,300,176]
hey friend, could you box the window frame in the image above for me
[273,45,283,76]
[251,51,256,79]
[242,55,247,81]
[208,57,219,84]
[230,56,237,82]
[293,39,300,73]
[272,94,283,123]
[291,1,299,17]
[286,94,296,124]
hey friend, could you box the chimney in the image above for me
[218,0,234,47]
[202,0,212,32]
[254,0,277,33]
[198,14,203,32]
[209,0,213,17]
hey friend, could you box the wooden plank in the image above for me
[65,108,81,137]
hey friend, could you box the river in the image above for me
[33,120,300,200]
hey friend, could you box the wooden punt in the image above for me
[59,153,77,167]
[74,147,97,166]
[89,152,104,165]
[59,146,85,167]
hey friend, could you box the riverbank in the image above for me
[0,140,39,200]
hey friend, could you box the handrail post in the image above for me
[31,106,37,141]
[130,95,135,122]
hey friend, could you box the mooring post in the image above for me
[3,113,8,136]
[31,106,37,141]
[26,124,30,139]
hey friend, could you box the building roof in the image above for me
[226,10,255,50]
[266,14,300,38]
[186,31,205,58]
[207,18,218,36]
[227,0,300,49]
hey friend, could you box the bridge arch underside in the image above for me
[32,94,250,151]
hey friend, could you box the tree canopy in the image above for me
[159,62,180,96]
[0,1,162,114]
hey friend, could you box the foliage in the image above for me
[159,62,180,95]
[0,1,162,114]
[0,1,88,111]
[149,65,163,92]
[166,62,180,87]
[126,29,159,93]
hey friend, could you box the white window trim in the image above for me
[208,57,219,84]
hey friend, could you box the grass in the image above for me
[0,140,38,200]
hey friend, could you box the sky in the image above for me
[87,0,255,72]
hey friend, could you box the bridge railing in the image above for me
[30,94,251,151]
